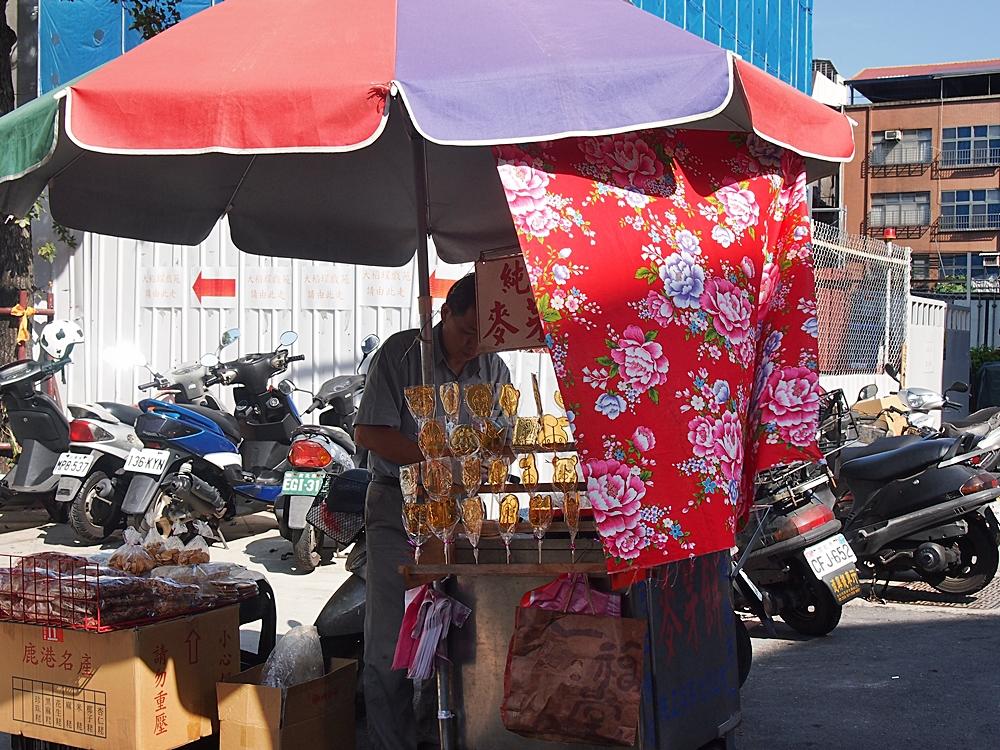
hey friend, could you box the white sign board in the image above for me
[244,267,292,309]
[299,264,355,310]
[358,265,413,308]
[138,267,186,308]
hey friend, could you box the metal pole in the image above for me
[411,136,436,388]
[967,252,973,306]
[409,127,455,750]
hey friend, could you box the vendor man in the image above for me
[355,272,511,750]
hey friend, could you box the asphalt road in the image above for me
[1,508,999,749]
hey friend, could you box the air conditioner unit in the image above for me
[982,253,1000,268]
[883,130,903,141]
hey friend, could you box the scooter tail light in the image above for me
[771,503,836,542]
[959,473,1000,496]
[289,439,332,469]
[69,419,114,443]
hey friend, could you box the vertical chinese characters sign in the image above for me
[493,131,822,586]
[475,255,546,353]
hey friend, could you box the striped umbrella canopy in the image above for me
[0,0,854,265]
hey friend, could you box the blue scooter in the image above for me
[120,330,304,535]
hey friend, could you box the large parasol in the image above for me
[0,0,854,381]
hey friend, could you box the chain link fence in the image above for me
[811,222,912,375]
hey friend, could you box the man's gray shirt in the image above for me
[356,323,511,480]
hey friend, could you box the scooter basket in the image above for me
[306,505,365,547]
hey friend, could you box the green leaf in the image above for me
[640,470,653,481]
[649,388,660,405]
[608,364,620,379]
[644,330,658,342]
[635,267,658,283]
[605,338,618,349]
[595,355,615,367]
[541,309,562,323]
[748,226,756,240]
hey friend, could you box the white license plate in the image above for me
[282,471,326,496]
[804,534,857,579]
[124,448,171,475]
[52,452,96,478]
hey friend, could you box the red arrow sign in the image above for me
[193,272,236,302]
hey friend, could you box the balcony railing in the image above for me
[938,214,1000,232]
[870,144,933,166]
[868,209,931,228]
[939,147,1000,169]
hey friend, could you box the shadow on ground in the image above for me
[739,603,1000,749]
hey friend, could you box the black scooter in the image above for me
[833,434,1000,594]
[274,334,380,572]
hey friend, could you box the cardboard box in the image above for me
[0,606,239,750]
[217,659,357,750]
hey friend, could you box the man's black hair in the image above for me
[445,273,477,315]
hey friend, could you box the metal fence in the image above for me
[810,222,912,378]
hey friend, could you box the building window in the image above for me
[869,192,931,227]
[940,189,1000,231]
[941,125,1000,168]
[871,129,932,165]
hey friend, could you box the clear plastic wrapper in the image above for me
[109,528,160,575]
[260,625,324,690]
[177,536,211,566]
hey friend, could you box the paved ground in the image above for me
[739,599,1000,748]
[2,507,1000,748]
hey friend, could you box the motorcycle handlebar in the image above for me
[286,354,306,363]
[138,381,157,391]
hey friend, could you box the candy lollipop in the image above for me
[440,382,461,428]
[448,424,481,457]
[427,495,461,564]
[402,495,430,564]
[461,495,486,564]
[560,491,581,563]
[399,464,420,497]
[404,385,436,423]
[460,456,482,497]
[528,494,553,564]
[498,493,521,564]
[499,384,521,420]
[518,453,539,492]
[422,459,453,499]
[465,383,494,419]
[418,419,448,459]
[478,419,507,457]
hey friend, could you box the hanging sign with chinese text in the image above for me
[475,254,546,353]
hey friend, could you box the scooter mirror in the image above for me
[946,381,969,394]
[884,363,900,381]
[200,353,220,368]
[221,328,241,349]
[361,334,381,355]
[858,384,878,402]
[278,330,298,348]
[277,379,295,396]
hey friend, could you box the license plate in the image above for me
[825,566,862,604]
[124,448,171,475]
[52,452,96,477]
[282,471,326,496]
[804,533,857,579]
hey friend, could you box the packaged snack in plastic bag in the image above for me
[109,528,159,575]
[143,527,167,557]
[260,625,324,690]
[177,536,211,565]
[157,536,185,566]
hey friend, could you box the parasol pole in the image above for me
[411,133,436,388]
[409,122,456,750]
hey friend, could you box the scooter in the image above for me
[274,333,380,572]
[0,321,84,522]
[733,463,862,637]
[832,434,1000,595]
[120,330,304,535]
[52,401,145,543]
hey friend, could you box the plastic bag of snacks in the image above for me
[177,536,211,565]
[109,528,159,575]
[260,625,324,690]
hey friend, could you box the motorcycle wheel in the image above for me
[780,577,842,636]
[69,471,116,544]
[40,495,69,524]
[924,521,999,595]
[734,615,752,687]
[293,524,324,572]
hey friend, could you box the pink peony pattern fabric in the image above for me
[493,130,822,586]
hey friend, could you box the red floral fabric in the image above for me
[493,130,822,586]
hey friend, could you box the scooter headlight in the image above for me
[900,388,942,410]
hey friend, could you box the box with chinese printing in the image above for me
[217,659,357,750]
[0,605,239,750]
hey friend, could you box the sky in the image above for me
[813,0,1000,80]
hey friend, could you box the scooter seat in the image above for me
[941,421,993,439]
[839,434,923,465]
[183,404,242,442]
[97,402,142,427]
[840,438,954,482]
[947,407,1000,429]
